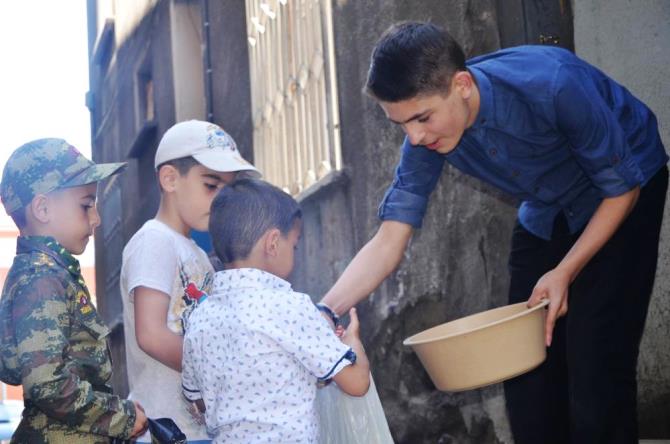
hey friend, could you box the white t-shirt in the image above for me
[120,219,214,441]
[182,268,354,444]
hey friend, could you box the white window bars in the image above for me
[246,0,341,195]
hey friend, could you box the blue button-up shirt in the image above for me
[378,45,668,240]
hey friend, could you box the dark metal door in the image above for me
[497,0,574,50]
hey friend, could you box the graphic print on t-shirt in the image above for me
[176,264,213,333]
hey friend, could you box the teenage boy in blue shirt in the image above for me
[319,22,668,444]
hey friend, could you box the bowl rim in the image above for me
[403,299,549,346]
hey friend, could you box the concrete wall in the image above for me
[88,0,176,395]
[574,0,670,437]
[291,1,520,442]
[293,0,668,441]
[87,0,254,396]
[206,0,254,162]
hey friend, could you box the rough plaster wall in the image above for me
[207,0,255,162]
[297,1,519,442]
[573,0,670,436]
[90,1,176,396]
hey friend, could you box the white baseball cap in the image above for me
[154,120,261,177]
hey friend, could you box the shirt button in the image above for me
[489,148,497,156]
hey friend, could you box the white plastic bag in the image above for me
[316,375,394,444]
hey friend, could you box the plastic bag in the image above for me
[316,375,394,444]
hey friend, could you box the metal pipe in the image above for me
[201,0,213,121]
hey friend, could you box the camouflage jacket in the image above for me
[0,236,136,443]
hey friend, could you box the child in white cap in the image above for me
[120,120,259,443]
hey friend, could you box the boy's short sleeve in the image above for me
[258,292,353,380]
[123,228,178,299]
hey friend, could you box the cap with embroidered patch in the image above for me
[0,138,126,214]
[154,120,260,177]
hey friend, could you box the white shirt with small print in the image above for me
[182,268,354,444]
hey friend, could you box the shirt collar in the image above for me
[212,268,292,294]
[468,66,494,129]
[17,235,86,288]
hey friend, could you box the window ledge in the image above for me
[296,169,349,205]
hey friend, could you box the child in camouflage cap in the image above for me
[0,138,148,443]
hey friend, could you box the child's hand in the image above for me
[130,401,149,439]
[340,308,361,346]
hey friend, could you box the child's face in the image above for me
[272,220,302,280]
[378,72,476,154]
[174,164,236,231]
[47,183,100,255]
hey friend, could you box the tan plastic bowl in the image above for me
[403,300,549,392]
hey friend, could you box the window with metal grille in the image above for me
[246,0,341,195]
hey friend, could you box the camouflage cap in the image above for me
[0,138,126,214]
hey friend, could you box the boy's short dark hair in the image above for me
[210,178,302,264]
[365,21,466,102]
[156,156,200,176]
[156,156,200,192]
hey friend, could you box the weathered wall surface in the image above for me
[292,1,519,442]
[88,0,253,395]
[294,0,668,442]
[573,0,670,437]
[89,1,175,394]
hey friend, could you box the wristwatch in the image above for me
[316,303,340,327]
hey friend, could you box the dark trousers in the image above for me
[504,166,668,444]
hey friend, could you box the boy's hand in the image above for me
[130,401,149,439]
[331,307,371,396]
[340,308,361,346]
[527,266,570,347]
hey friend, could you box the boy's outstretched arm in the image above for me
[332,308,370,396]
[134,286,184,371]
[321,221,413,317]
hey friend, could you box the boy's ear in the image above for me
[453,70,475,99]
[158,164,179,192]
[263,228,281,257]
[29,194,51,224]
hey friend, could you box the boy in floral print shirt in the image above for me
[182,179,370,444]
[120,120,259,443]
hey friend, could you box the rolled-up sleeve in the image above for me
[554,65,644,197]
[378,137,446,228]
